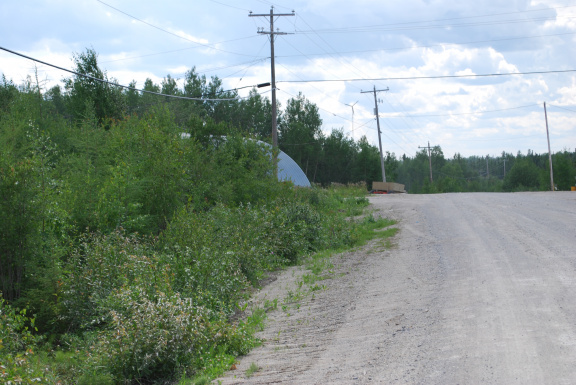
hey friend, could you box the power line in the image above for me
[449,134,543,142]
[278,89,352,125]
[378,94,428,151]
[95,0,259,57]
[0,45,241,102]
[295,16,576,34]
[380,103,540,118]
[228,40,270,90]
[548,104,576,113]
[293,6,576,34]
[278,69,576,83]
[99,35,260,64]
[277,60,351,111]
[277,32,576,59]
[207,0,251,12]
[295,15,374,91]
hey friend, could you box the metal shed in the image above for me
[276,148,311,187]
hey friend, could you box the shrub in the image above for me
[92,287,236,383]
[0,297,53,383]
[59,230,166,331]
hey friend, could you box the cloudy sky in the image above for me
[1,0,575,158]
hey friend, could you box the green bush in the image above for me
[0,297,53,383]
[59,230,165,331]
[92,287,237,383]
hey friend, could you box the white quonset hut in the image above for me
[276,148,311,187]
[258,141,310,187]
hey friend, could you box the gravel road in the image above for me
[216,192,576,384]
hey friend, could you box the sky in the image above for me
[1,0,575,158]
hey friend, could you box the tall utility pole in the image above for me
[249,7,294,149]
[419,142,434,183]
[544,102,554,191]
[361,86,389,182]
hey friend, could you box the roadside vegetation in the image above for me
[0,49,390,384]
[3,46,571,384]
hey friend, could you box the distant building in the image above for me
[276,147,311,187]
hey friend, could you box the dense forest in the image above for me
[1,48,575,384]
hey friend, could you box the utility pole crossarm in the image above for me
[249,12,296,17]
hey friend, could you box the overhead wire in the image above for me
[276,32,576,59]
[288,14,394,140]
[548,104,576,113]
[379,94,428,151]
[449,133,544,142]
[99,35,260,64]
[276,45,353,111]
[0,46,246,102]
[293,5,576,34]
[207,0,251,12]
[227,39,269,90]
[95,0,260,57]
[379,103,540,118]
[294,15,371,90]
[250,11,370,140]
[278,88,352,126]
[295,15,576,34]
[277,69,576,83]
[277,86,410,152]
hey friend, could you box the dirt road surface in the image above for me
[216,192,576,384]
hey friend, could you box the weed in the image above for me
[310,284,326,292]
[245,362,260,378]
[264,298,278,311]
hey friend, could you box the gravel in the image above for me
[216,192,576,384]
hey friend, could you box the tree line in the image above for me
[3,48,574,195]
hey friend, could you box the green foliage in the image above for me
[245,362,260,378]
[63,48,125,125]
[552,151,576,190]
[503,157,542,191]
[92,287,232,383]
[351,215,398,246]
[0,297,41,353]
[0,74,19,113]
[0,297,54,384]
[279,92,323,178]
[59,230,163,331]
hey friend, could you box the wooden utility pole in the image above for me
[544,102,554,191]
[249,7,294,149]
[361,86,389,182]
[419,142,434,183]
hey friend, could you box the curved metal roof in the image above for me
[277,149,311,187]
[256,140,310,187]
